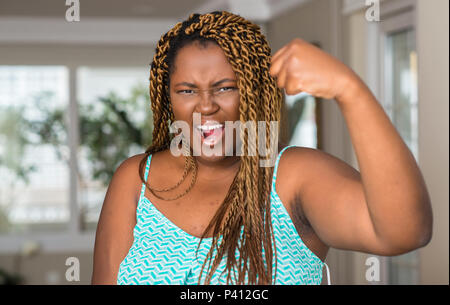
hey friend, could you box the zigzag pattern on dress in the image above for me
[117,146,326,285]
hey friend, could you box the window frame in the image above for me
[376,0,419,285]
[0,63,150,254]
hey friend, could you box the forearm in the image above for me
[337,77,433,251]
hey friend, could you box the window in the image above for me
[0,65,151,252]
[379,5,419,285]
[285,93,320,149]
[384,27,419,285]
[383,29,418,158]
[0,66,70,234]
[76,67,151,231]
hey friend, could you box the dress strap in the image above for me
[271,145,297,190]
[139,154,152,200]
[323,262,331,285]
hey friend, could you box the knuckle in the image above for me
[293,38,304,45]
[290,55,301,65]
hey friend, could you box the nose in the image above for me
[195,89,219,115]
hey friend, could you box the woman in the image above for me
[92,11,432,285]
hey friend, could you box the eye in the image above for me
[218,87,237,92]
[177,89,195,94]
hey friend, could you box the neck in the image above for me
[167,149,241,181]
[195,155,241,176]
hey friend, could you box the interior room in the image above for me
[0,0,448,285]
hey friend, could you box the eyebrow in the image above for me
[174,78,237,88]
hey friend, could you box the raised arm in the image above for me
[91,154,143,284]
[270,38,432,255]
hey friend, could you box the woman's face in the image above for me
[169,41,240,163]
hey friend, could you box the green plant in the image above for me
[0,105,38,184]
[0,83,152,189]
[77,84,153,185]
[0,268,23,285]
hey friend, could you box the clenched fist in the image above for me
[269,38,360,101]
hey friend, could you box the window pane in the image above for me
[285,93,318,149]
[0,66,69,234]
[384,29,418,158]
[384,28,419,285]
[77,67,152,231]
[388,251,419,284]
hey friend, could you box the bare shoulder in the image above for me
[91,152,148,284]
[276,146,326,182]
[112,153,150,200]
[279,145,346,165]
[278,146,360,184]
[276,145,362,214]
[116,153,148,174]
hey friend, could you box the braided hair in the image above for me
[138,11,284,284]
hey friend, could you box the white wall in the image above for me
[0,44,154,66]
[416,0,449,285]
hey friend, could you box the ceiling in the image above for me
[0,0,310,45]
[0,0,211,19]
[0,0,309,21]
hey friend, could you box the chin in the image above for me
[193,141,232,160]
[191,127,237,161]
[197,153,227,163]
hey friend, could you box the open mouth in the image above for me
[195,123,225,146]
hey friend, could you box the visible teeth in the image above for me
[196,124,223,131]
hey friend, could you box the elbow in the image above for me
[381,223,433,256]
[416,220,433,249]
[416,190,434,248]
[403,226,433,254]
[395,199,434,255]
[413,199,434,250]
[371,196,433,256]
[375,214,433,256]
